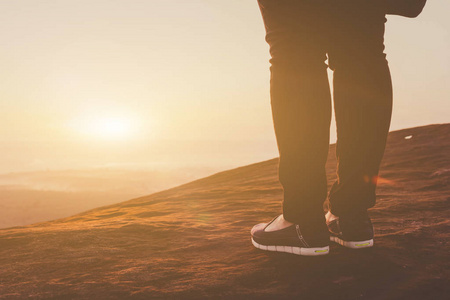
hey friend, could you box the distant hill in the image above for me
[0,167,217,228]
[0,124,449,299]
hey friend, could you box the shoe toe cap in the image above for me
[251,223,267,236]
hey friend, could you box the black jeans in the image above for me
[257,0,393,224]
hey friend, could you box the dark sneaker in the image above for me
[326,211,374,249]
[251,215,330,256]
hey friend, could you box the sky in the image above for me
[0,0,449,173]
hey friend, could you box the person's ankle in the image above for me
[329,208,369,220]
[339,210,370,221]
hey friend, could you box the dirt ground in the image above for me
[0,124,449,299]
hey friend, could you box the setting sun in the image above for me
[91,117,131,139]
[69,113,136,141]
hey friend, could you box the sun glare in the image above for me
[92,117,131,139]
[71,114,136,141]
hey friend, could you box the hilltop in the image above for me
[0,124,449,299]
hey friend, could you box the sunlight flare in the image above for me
[70,113,138,141]
[91,117,131,139]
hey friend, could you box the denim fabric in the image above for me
[257,0,393,223]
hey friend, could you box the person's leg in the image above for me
[256,0,331,235]
[326,1,393,218]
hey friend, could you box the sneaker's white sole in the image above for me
[330,236,373,249]
[251,238,329,256]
